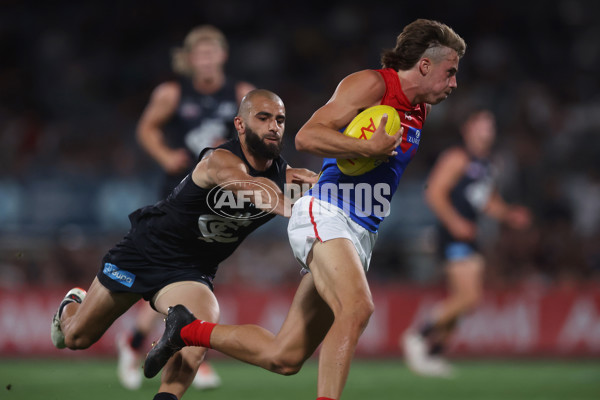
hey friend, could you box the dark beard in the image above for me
[245,126,283,159]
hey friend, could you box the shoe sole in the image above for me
[143,305,195,378]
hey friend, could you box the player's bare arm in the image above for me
[284,166,319,204]
[285,166,319,186]
[137,81,190,173]
[295,70,402,159]
[193,148,289,216]
[425,147,476,241]
[484,190,532,229]
[482,190,511,221]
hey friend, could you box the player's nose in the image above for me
[268,119,281,132]
[449,75,458,89]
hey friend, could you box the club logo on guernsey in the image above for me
[103,262,136,288]
[197,213,253,243]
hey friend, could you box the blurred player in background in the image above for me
[144,19,466,400]
[138,24,255,198]
[116,25,255,390]
[402,108,532,377]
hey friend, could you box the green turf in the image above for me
[1,358,599,400]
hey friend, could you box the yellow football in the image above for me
[337,105,402,176]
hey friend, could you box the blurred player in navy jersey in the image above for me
[119,25,254,390]
[402,108,531,377]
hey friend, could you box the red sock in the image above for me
[180,320,216,348]
[317,397,336,400]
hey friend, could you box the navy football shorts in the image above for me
[97,239,214,302]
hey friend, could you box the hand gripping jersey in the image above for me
[117,138,287,280]
[307,68,427,233]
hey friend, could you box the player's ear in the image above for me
[418,58,431,76]
[234,116,245,134]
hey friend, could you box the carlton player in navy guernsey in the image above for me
[123,25,255,391]
[50,89,317,400]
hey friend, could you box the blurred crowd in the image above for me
[1,1,599,289]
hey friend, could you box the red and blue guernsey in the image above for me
[306,68,427,233]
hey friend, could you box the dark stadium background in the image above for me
[1,0,600,362]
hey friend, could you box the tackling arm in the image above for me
[285,166,319,186]
[284,166,319,204]
[192,149,290,217]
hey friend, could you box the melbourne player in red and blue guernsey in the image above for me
[143,19,467,400]
[309,66,427,232]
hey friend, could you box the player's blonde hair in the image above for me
[171,25,229,76]
[381,19,466,71]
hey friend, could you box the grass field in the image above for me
[1,358,599,400]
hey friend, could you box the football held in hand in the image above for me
[337,105,402,176]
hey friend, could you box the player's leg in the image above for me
[306,238,374,399]
[403,253,483,377]
[435,254,485,340]
[132,302,162,348]
[418,254,484,349]
[428,255,484,374]
[151,281,220,399]
[56,277,141,349]
[191,360,221,390]
[117,302,161,390]
[144,272,333,378]
[207,272,333,374]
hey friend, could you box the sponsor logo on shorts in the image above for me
[103,262,136,288]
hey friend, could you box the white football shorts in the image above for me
[287,196,378,273]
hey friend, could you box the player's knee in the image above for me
[62,319,104,349]
[268,355,304,376]
[361,298,375,318]
[459,289,482,312]
[343,297,374,331]
[265,347,307,376]
[64,331,94,350]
